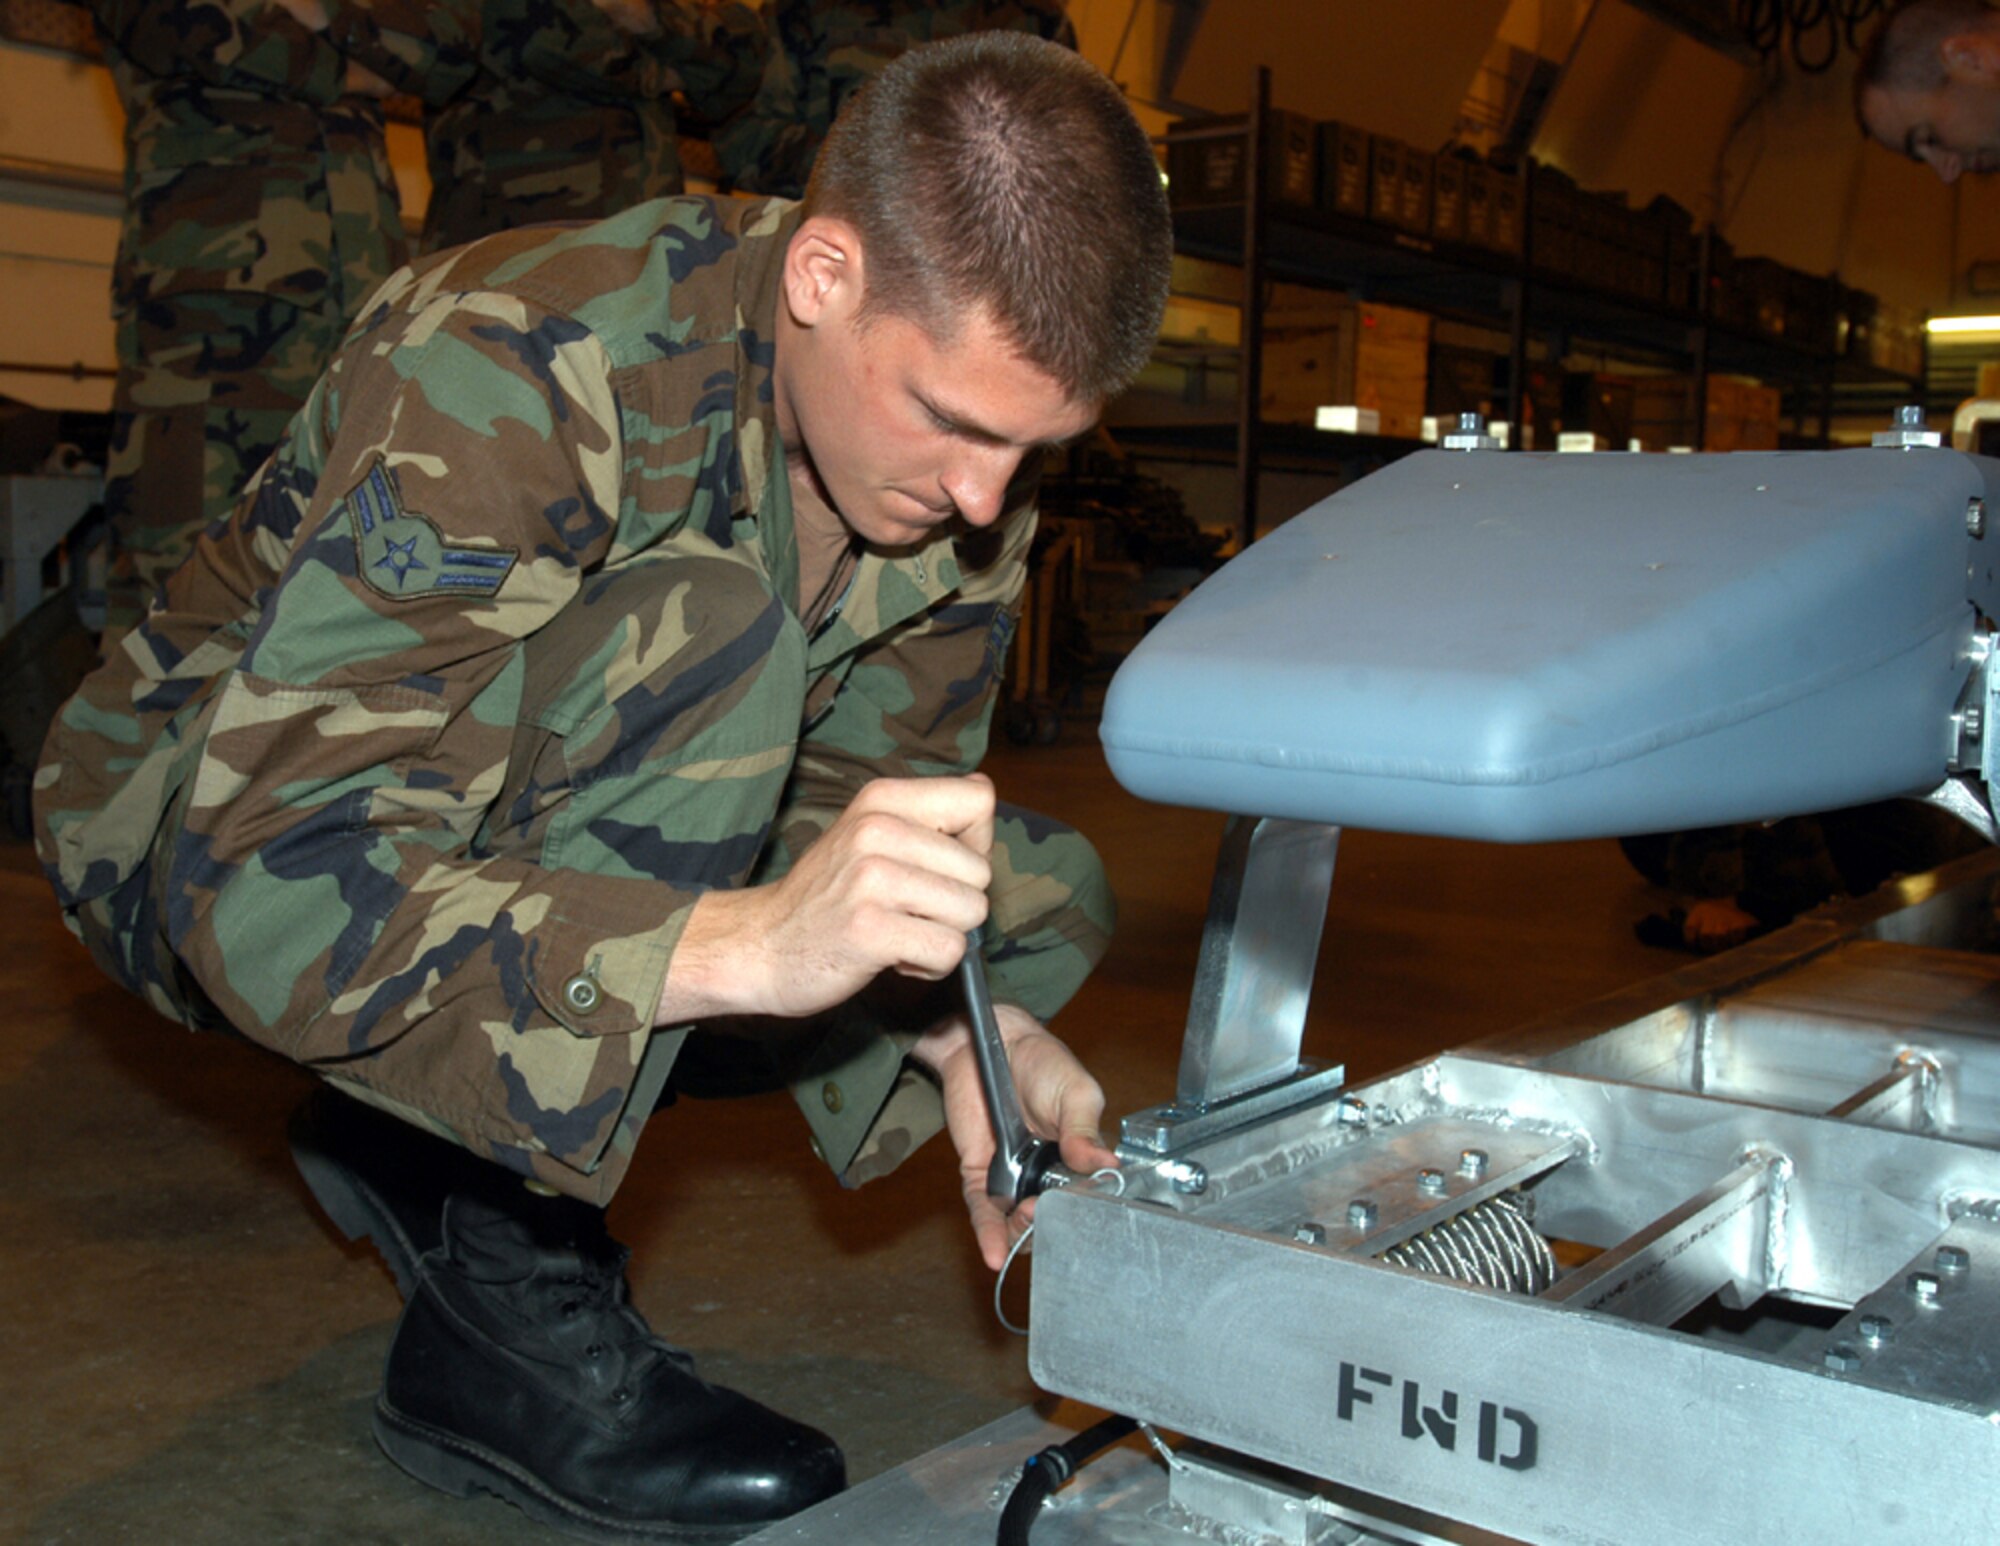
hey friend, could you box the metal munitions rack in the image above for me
[1027,843,2000,1546]
[750,430,2000,1545]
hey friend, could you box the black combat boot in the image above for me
[374,1194,846,1541]
[288,1083,511,1296]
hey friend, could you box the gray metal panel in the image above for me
[1029,1184,2000,1546]
[1100,448,2000,840]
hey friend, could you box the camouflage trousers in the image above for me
[101,293,350,644]
[90,544,1111,1201]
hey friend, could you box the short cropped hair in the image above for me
[1858,0,1999,101]
[802,31,1171,406]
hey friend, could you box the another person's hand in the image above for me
[343,60,395,98]
[1682,897,1759,951]
[662,775,996,1024]
[589,0,660,35]
[915,1003,1115,1271]
[269,0,330,32]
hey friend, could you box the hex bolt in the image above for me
[1937,1244,1972,1276]
[1418,1168,1448,1197]
[1293,1222,1328,1246]
[1908,1270,1942,1304]
[1337,1096,1369,1128]
[1971,498,1989,540]
[1347,1198,1379,1231]
[1824,1343,1862,1372]
[1896,404,1926,430]
[1458,1148,1490,1179]
[1457,412,1483,434]
[1857,1314,1893,1347]
[1166,1161,1208,1196]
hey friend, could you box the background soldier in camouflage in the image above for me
[91,0,480,643]
[37,32,1169,1541]
[419,0,765,253]
[716,0,1073,198]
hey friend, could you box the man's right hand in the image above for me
[657,775,996,1025]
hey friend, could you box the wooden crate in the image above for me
[1255,294,1430,437]
[1704,375,1781,451]
[1260,308,1358,424]
[1354,301,1431,439]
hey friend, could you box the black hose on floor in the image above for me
[995,1412,1140,1545]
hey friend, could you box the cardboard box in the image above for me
[1488,167,1525,255]
[1369,136,1404,226]
[1317,120,1371,219]
[1168,110,1317,214]
[1461,162,1493,248]
[1529,162,1578,276]
[1397,147,1434,235]
[1431,155,1466,244]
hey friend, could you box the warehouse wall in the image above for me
[0,42,120,411]
[0,33,421,415]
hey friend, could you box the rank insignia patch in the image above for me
[346,459,518,601]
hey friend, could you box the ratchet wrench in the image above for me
[959,925,1077,1203]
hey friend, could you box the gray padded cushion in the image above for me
[1099,448,2000,842]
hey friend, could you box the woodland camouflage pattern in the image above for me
[715,0,1074,198]
[420,0,766,253]
[93,0,479,637]
[36,195,1111,1204]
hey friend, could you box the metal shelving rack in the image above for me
[1161,66,1926,547]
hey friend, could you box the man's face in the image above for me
[1863,79,2000,180]
[774,223,1100,548]
[1862,32,2000,183]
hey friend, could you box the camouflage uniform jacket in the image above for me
[715,0,1073,199]
[420,0,765,253]
[93,0,480,317]
[36,195,1035,1204]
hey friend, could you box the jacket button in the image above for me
[563,974,601,1015]
[821,1081,844,1114]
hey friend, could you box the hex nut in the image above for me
[1418,1168,1448,1196]
[1824,1344,1862,1372]
[1458,1148,1490,1179]
[1293,1222,1328,1246]
[1908,1270,1942,1304]
[1857,1314,1893,1347]
[1937,1244,1972,1275]
[1347,1198,1379,1230]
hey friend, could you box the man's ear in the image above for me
[781,216,865,329]
[1943,30,2000,85]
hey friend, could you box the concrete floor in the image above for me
[0,727,1678,1545]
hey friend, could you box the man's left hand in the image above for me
[913,1003,1115,1271]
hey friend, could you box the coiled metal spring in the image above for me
[1380,1192,1558,1295]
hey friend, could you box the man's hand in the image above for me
[915,1003,1115,1271]
[660,775,996,1025]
